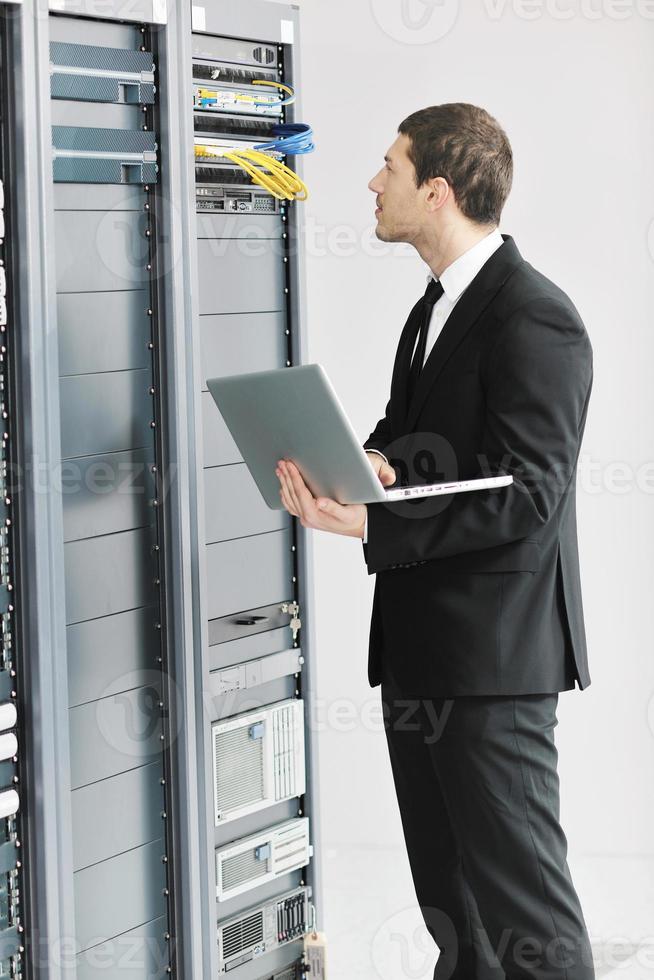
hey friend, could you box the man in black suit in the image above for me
[276,103,594,980]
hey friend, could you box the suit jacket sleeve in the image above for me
[363,397,392,456]
[363,298,593,574]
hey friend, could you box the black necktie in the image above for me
[407,277,444,402]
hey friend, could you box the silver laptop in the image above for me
[207,364,513,510]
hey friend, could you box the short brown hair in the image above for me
[398,103,513,225]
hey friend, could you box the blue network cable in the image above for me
[254,123,315,156]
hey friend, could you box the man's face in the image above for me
[368,134,425,244]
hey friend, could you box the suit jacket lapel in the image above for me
[404,235,524,432]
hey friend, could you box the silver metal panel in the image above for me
[197,238,284,315]
[210,676,295,724]
[54,183,145,212]
[196,213,283,241]
[214,799,298,851]
[209,600,292,647]
[204,464,287,543]
[67,604,160,708]
[208,649,301,698]
[50,0,163,26]
[64,526,157,624]
[71,761,164,871]
[62,448,155,543]
[69,687,163,790]
[55,210,150,292]
[73,840,167,952]
[191,1,297,43]
[205,529,292,620]
[202,390,241,466]
[75,915,168,980]
[50,99,143,130]
[59,369,152,459]
[48,14,138,46]
[208,626,293,672]
[59,286,150,373]
[199,311,286,390]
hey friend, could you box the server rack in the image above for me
[190,6,322,978]
[0,0,322,977]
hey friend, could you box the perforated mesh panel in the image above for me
[221,910,264,960]
[214,724,264,818]
[221,847,268,892]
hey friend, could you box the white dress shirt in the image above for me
[363,228,504,543]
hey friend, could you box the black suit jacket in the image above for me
[362,235,593,696]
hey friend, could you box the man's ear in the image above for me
[424,176,450,213]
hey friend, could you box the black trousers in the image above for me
[381,678,595,980]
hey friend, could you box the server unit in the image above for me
[217,885,311,974]
[215,817,311,901]
[212,700,306,825]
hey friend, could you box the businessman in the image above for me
[276,103,594,980]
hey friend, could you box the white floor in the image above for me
[319,846,654,980]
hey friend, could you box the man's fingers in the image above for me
[277,465,299,516]
[277,460,306,518]
[280,461,303,515]
[284,460,315,516]
[380,464,396,487]
[279,484,298,516]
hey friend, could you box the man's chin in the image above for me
[374,222,396,243]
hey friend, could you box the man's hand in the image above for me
[365,450,397,487]
[276,459,367,539]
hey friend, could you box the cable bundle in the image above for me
[194,143,308,201]
[193,103,315,201]
[255,123,315,156]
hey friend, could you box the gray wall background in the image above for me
[271,0,654,975]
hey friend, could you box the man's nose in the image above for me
[368,171,383,193]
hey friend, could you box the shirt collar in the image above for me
[427,228,504,303]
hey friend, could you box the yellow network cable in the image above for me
[251,79,295,106]
[194,144,308,202]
